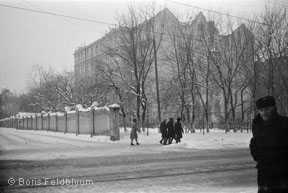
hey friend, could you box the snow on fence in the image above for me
[0,105,121,141]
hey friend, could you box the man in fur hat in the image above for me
[250,96,288,193]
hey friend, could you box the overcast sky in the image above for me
[0,0,270,94]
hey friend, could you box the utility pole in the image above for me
[153,38,161,126]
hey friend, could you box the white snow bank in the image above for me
[109,104,120,108]
[0,127,252,160]
[122,128,252,150]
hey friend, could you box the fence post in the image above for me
[35,114,38,130]
[109,105,120,141]
[56,114,58,133]
[26,116,28,130]
[76,109,79,136]
[48,114,50,131]
[19,117,23,129]
[18,117,20,130]
[90,108,95,137]
[16,117,18,129]
[30,115,33,130]
[64,111,68,134]
[41,113,44,130]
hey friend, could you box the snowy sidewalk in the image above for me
[0,127,252,160]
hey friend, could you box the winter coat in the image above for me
[174,121,184,139]
[249,112,288,172]
[160,121,168,138]
[167,119,175,138]
[130,122,139,140]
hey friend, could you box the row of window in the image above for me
[75,35,119,63]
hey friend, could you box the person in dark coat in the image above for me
[159,119,168,145]
[249,96,288,193]
[167,117,175,144]
[130,118,140,146]
[174,117,184,143]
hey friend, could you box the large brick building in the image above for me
[73,8,254,126]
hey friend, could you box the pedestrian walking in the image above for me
[159,119,168,145]
[174,117,184,143]
[249,96,288,193]
[130,118,140,146]
[167,117,175,144]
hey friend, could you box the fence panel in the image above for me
[36,115,42,130]
[94,110,110,135]
[67,112,77,134]
[32,116,37,130]
[1,105,120,140]
[49,115,57,132]
[58,114,66,133]
[43,115,49,131]
[79,111,92,135]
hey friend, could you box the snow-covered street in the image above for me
[0,127,257,192]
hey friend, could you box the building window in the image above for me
[198,23,204,37]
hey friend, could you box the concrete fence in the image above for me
[0,105,121,141]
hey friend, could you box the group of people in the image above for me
[159,117,184,145]
[129,96,288,192]
[129,117,184,146]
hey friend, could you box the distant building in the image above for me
[73,8,254,125]
[74,27,122,83]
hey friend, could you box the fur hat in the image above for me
[256,96,276,109]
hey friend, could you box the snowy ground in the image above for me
[0,127,252,160]
[0,127,257,193]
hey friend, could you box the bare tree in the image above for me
[101,4,170,130]
[0,89,19,118]
[164,18,200,132]
[100,65,128,132]
[252,5,288,114]
[195,18,217,133]
[103,5,157,129]
[210,16,254,132]
[27,65,77,112]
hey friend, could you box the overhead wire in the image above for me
[0,2,218,57]
[0,1,286,54]
[23,0,104,34]
[0,3,116,26]
[0,1,277,62]
[1,2,287,31]
[165,0,288,31]
[165,0,267,25]
[0,2,216,45]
